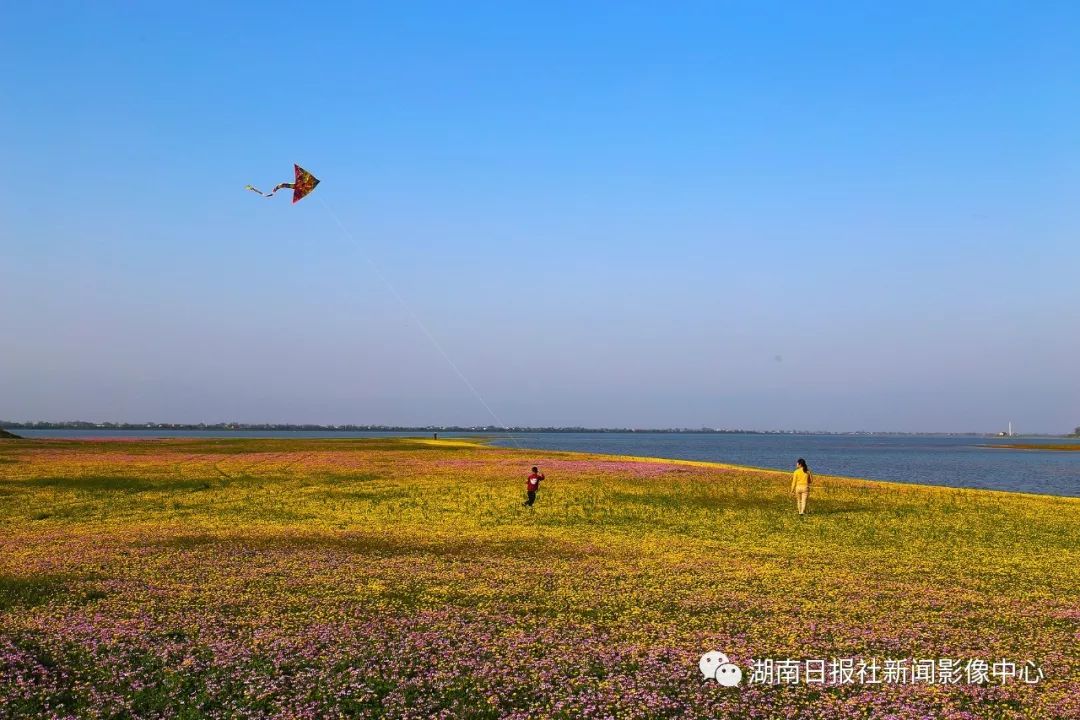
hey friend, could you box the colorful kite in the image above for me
[245,164,320,203]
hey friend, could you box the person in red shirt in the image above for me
[524,466,544,506]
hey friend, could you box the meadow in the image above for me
[0,437,1077,719]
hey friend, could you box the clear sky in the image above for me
[2,2,1078,432]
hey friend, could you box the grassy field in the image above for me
[1,437,1077,719]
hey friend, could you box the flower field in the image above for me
[0,437,1077,719]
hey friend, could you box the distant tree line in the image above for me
[0,420,1051,436]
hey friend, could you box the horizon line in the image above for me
[2,420,1057,436]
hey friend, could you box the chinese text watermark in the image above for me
[700,653,1045,687]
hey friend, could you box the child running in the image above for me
[524,466,544,507]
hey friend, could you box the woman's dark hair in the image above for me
[796,458,808,471]
[532,466,538,473]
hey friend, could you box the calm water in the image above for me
[13,429,1080,498]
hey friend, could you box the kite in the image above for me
[245,164,320,203]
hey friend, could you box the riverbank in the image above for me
[10,431,1080,496]
[986,442,1080,451]
[1,437,1077,718]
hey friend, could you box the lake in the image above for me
[12,429,1079,497]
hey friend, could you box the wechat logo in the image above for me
[699,651,743,687]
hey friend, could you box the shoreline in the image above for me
[981,442,1080,451]
[489,439,1080,503]
[4,434,1077,502]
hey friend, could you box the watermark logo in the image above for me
[697,654,1044,687]
[699,651,743,687]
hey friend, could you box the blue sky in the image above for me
[2,2,1078,431]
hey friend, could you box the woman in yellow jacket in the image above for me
[791,458,812,516]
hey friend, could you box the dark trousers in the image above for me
[524,490,536,506]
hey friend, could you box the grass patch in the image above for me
[24,475,215,493]
[0,574,77,610]
[992,443,1080,451]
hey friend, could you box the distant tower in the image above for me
[1008,421,1013,437]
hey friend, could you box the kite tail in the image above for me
[244,182,295,197]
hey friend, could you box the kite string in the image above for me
[318,196,524,451]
